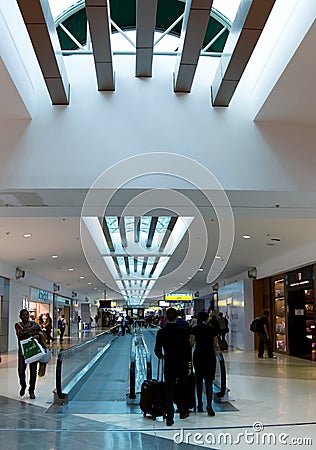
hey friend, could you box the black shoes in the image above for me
[207,406,215,416]
[197,405,203,413]
[19,387,26,396]
[166,419,174,426]
[179,411,189,419]
[29,392,36,399]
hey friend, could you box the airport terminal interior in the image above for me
[0,0,316,449]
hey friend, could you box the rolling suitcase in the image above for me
[174,372,196,412]
[140,359,166,420]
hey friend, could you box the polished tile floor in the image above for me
[1,333,316,449]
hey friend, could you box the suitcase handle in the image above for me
[157,357,164,381]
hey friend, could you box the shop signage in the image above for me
[286,265,314,291]
[30,287,53,303]
[165,293,193,301]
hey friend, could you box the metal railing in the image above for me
[214,351,228,401]
[128,331,152,400]
[55,325,120,404]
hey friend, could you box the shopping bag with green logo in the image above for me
[20,337,45,363]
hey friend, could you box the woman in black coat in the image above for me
[190,311,218,416]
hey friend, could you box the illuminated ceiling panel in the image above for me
[83,215,193,305]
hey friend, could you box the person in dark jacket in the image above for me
[190,311,218,416]
[257,310,276,359]
[154,307,192,426]
[14,309,43,399]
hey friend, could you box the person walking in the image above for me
[14,309,43,399]
[256,310,276,359]
[58,314,67,343]
[154,307,192,426]
[44,312,54,345]
[190,311,218,416]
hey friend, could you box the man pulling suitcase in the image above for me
[154,307,192,426]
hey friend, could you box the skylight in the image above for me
[49,0,241,27]
[82,215,193,305]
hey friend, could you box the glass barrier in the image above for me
[56,326,120,400]
[214,351,226,398]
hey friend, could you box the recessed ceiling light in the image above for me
[94,287,98,290]
[187,276,192,279]
[80,276,85,279]
[215,256,221,259]
[242,235,251,239]
[68,268,74,271]
[198,268,203,272]
[51,255,58,259]
[88,282,92,285]
[23,233,32,238]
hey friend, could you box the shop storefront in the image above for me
[271,264,315,360]
[29,287,53,321]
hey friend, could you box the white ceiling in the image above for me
[0,2,316,305]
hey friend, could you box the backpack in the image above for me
[250,317,261,333]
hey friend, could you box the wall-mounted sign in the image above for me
[286,265,314,291]
[30,287,53,303]
[165,294,193,301]
[295,309,304,316]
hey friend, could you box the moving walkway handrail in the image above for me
[55,325,120,401]
[140,335,152,380]
[215,351,227,398]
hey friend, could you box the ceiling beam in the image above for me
[135,0,158,77]
[159,217,178,252]
[134,217,140,242]
[146,217,158,248]
[17,0,70,105]
[85,0,115,91]
[174,0,213,93]
[100,218,115,251]
[118,217,127,248]
[211,0,276,106]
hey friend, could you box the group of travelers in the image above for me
[154,307,228,426]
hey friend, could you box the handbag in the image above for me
[38,348,51,364]
[20,337,46,364]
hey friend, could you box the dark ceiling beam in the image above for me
[124,256,130,275]
[17,0,70,105]
[149,257,159,278]
[135,0,158,77]
[112,256,122,277]
[100,218,115,252]
[146,217,158,248]
[134,217,140,242]
[159,217,178,252]
[211,0,276,106]
[174,0,213,93]
[85,0,115,91]
[141,257,148,276]
[118,217,127,248]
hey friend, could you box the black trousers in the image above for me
[18,353,37,393]
[196,374,213,409]
[164,374,188,420]
[257,332,273,357]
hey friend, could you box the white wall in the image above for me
[0,51,315,193]
[9,280,29,352]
